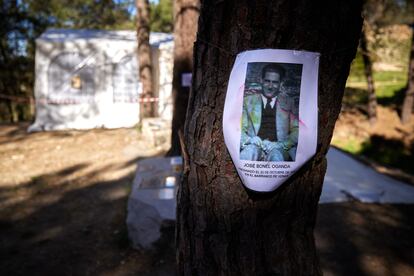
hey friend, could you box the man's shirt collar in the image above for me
[261,95,277,108]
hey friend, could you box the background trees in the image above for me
[136,0,156,118]
[359,0,414,124]
[149,0,173,33]
[401,26,414,123]
[330,0,414,175]
[176,1,363,274]
[167,0,199,156]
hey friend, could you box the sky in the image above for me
[114,0,161,16]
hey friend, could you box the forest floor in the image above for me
[0,120,413,275]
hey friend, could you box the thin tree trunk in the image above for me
[167,0,200,156]
[360,23,377,125]
[136,0,156,118]
[6,100,18,123]
[401,26,414,124]
[176,1,363,275]
[29,96,35,119]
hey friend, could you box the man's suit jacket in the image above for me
[240,92,299,152]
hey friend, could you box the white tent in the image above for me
[29,29,174,132]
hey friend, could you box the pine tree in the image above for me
[167,0,199,156]
[176,1,363,274]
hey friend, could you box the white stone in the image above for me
[126,157,182,250]
[320,147,414,204]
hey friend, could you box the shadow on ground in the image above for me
[0,125,413,275]
[316,202,414,276]
[0,156,175,276]
[2,159,413,276]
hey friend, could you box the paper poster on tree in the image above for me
[223,49,320,192]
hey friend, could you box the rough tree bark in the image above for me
[360,22,377,125]
[176,1,363,275]
[136,0,156,118]
[401,26,414,124]
[167,0,200,156]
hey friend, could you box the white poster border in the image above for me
[223,49,320,192]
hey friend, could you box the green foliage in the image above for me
[347,25,410,104]
[347,68,407,103]
[332,137,364,154]
[363,0,414,27]
[360,135,414,174]
[342,87,368,107]
[374,71,407,99]
[333,134,414,175]
[150,0,173,32]
[338,23,413,175]
[40,0,134,30]
[373,71,407,83]
[348,51,366,82]
[345,70,407,109]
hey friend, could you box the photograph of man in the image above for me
[240,63,301,162]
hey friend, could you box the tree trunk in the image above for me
[136,0,156,118]
[176,1,363,275]
[29,96,35,119]
[401,26,414,124]
[360,22,377,125]
[6,100,18,123]
[167,0,200,156]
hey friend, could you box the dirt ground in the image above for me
[0,123,413,276]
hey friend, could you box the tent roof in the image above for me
[38,29,173,46]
